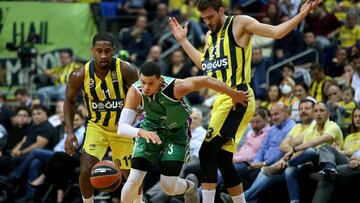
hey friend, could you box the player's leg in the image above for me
[121,137,161,203]
[200,86,255,203]
[80,124,109,203]
[220,85,255,203]
[160,132,199,202]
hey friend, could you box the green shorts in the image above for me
[132,126,189,165]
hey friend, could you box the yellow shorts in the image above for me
[82,122,134,170]
[205,84,255,153]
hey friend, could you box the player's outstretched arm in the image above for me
[240,0,321,39]
[174,76,249,109]
[117,86,162,144]
[169,17,202,69]
[64,67,84,156]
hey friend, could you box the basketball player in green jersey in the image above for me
[169,0,321,202]
[117,61,248,203]
[64,33,138,203]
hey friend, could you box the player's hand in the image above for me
[138,129,162,145]
[65,133,78,156]
[169,17,189,43]
[300,0,322,16]
[231,90,249,110]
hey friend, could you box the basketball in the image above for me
[90,160,122,192]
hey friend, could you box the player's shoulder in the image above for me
[69,66,85,79]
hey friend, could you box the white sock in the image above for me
[202,189,216,203]
[231,193,246,203]
[82,195,94,203]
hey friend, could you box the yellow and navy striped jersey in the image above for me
[82,58,126,132]
[201,16,252,87]
[308,76,332,102]
[50,62,81,85]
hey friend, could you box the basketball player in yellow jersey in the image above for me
[169,0,321,202]
[63,33,138,203]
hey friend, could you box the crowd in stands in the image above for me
[1,0,360,202]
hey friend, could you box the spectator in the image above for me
[242,103,296,191]
[14,88,32,108]
[284,102,343,203]
[337,8,360,49]
[309,63,332,102]
[295,31,324,69]
[0,112,84,203]
[120,15,153,67]
[0,99,14,134]
[278,0,301,19]
[261,85,282,111]
[37,50,81,105]
[244,99,315,202]
[251,47,274,100]
[148,3,169,43]
[338,86,357,135]
[325,47,348,78]
[326,84,344,123]
[145,45,166,73]
[273,16,306,62]
[336,64,354,87]
[164,50,192,79]
[279,76,298,110]
[351,54,360,104]
[311,107,360,202]
[304,3,341,49]
[291,82,316,122]
[0,105,56,176]
[0,107,31,156]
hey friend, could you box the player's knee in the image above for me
[159,175,177,196]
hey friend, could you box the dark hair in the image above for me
[254,107,270,120]
[31,104,49,117]
[15,88,28,96]
[351,107,360,133]
[139,61,161,78]
[197,0,223,11]
[295,81,309,93]
[310,63,324,71]
[15,106,31,116]
[283,63,295,73]
[299,98,315,108]
[92,33,114,47]
[342,86,355,97]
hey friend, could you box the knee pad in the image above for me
[159,175,178,195]
[199,137,232,184]
[121,169,147,203]
[217,150,241,188]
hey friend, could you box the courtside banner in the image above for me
[0,1,97,59]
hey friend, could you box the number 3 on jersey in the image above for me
[167,143,174,155]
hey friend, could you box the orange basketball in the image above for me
[90,160,122,192]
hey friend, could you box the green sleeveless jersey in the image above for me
[133,76,192,130]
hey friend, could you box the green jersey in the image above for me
[133,76,192,130]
